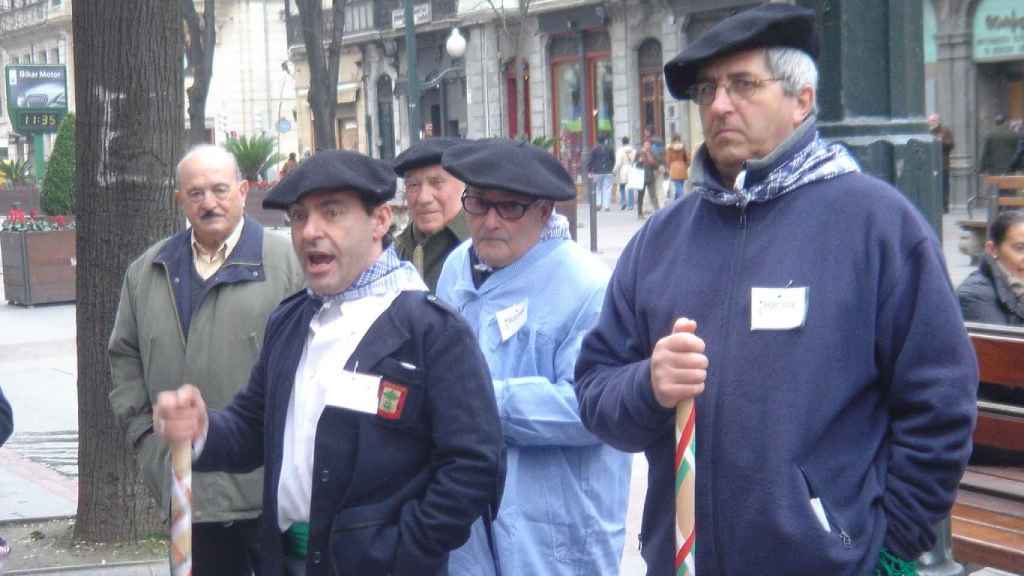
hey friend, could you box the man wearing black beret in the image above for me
[392,138,469,291]
[576,4,976,576]
[436,139,631,576]
[152,149,505,576]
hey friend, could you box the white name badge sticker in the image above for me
[495,300,528,343]
[324,371,381,415]
[751,287,808,331]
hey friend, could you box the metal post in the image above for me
[403,0,420,146]
[578,30,596,253]
[32,133,45,184]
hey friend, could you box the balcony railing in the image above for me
[285,0,459,48]
[0,0,49,36]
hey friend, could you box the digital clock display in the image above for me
[17,111,62,132]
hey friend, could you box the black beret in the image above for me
[664,3,818,100]
[392,137,465,176]
[441,138,575,201]
[263,150,396,210]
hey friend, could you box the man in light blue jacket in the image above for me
[437,139,631,576]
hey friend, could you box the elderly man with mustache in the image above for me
[109,144,304,576]
[436,139,631,576]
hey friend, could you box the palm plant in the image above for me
[0,159,34,189]
[224,134,284,181]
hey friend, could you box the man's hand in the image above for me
[651,318,708,409]
[153,384,208,444]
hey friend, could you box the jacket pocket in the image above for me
[798,465,853,549]
[371,357,427,432]
[330,500,399,576]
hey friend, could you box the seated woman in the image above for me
[957,209,1024,464]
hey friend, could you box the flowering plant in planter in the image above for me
[1,207,75,232]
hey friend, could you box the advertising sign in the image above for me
[4,65,68,134]
[973,0,1024,62]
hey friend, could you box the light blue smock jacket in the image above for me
[437,223,632,576]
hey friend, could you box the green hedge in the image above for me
[41,113,76,216]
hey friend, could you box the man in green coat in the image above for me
[392,138,469,291]
[108,144,304,576]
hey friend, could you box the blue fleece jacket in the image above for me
[575,124,977,575]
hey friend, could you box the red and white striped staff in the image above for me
[675,397,696,576]
[170,442,192,576]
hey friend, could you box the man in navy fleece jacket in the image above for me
[574,4,977,576]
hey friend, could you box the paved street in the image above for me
[0,201,978,574]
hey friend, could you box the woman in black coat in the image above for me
[958,209,1024,326]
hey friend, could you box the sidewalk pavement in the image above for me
[0,202,979,575]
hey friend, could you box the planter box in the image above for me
[0,230,76,305]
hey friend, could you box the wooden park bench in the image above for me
[951,322,1024,572]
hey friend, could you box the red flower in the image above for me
[29,208,38,218]
[54,215,66,227]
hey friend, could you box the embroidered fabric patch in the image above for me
[378,380,408,420]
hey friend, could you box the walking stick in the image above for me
[675,398,696,576]
[170,442,192,576]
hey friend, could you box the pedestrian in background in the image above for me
[109,145,305,576]
[665,133,691,200]
[636,138,661,218]
[615,136,637,210]
[153,150,505,576]
[392,137,469,291]
[586,136,616,211]
[576,4,977,574]
[928,114,954,212]
[438,139,631,576]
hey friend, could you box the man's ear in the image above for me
[372,203,393,240]
[793,85,815,125]
[238,179,249,206]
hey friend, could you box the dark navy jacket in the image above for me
[196,289,505,576]
[0,385,11,447]
[575,137,977,575]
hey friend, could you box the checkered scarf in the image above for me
[690,122,860,207]
[310,244,426,303]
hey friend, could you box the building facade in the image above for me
[927,0,1024,209]
[0,0,74,163]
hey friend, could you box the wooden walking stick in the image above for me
[170,442,192,576]
[675,398,696,576]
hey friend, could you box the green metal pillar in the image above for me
[32,133,45,184]
[801,0,943,236]
[404,0,420,146]
[797,5,956,574]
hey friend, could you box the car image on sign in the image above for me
[16,82,65,108]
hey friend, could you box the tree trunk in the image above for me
[513,16,527,139]
[72,0,183,542]
[184,0,216,147]
[295,0,346,150]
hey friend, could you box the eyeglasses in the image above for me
[687,77,781,106]
[461,193,537,221]
[184,185,234,204]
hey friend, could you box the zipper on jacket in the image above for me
[709,201,750,573]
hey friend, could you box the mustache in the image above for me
[199,210,223,220]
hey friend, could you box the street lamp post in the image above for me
[403,0,421,146]
[403,0,466,145]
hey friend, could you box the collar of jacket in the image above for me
[980,254,1024,319]
[690,115,835,207]
[413,210,470,245]
[154,215,266,281]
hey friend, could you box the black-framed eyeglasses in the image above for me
[461,192,537,221]
[686,77,782,106]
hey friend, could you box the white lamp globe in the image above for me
[446,27,467,59]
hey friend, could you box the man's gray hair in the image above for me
[175,144,242,185]
[765,47,818,113]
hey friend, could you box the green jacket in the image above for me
[394,211,469,292]
[108,218,304,523]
